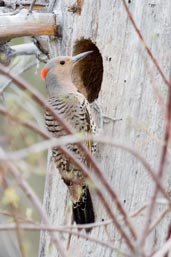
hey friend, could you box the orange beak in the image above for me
[41,68,49,80]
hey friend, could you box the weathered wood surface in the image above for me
[39,0,171,256]
[2,0,48,9]
[0,9,57,39]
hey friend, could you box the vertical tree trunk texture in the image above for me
[39,1,171,256]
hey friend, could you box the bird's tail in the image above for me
[72,185,95,232]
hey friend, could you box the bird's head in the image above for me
[41,51,93,95]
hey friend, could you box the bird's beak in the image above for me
[72,51,93,63]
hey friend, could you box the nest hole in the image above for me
[72,39,103,103]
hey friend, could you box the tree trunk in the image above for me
[39,0,171,256]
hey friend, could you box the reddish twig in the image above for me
[139,77,171,247]
[164,222,171,257]
[121,0,170,89]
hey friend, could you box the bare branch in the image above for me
[9,43,41,57]
[0,9,57,39]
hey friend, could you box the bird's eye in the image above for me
[60,60,65,65]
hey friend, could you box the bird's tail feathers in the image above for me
[72,185,95,232]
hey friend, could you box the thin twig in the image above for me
[12,210,26,257]
[164,222,171,257]
[148,206,171,236]
[2,177,26,257]
[0,199,167,233]
[139,74,171,247]
[7,163,68,257]
[0,6,24,16]
[121,0,171,89]
[0,210,38,224]
[152,237,171,257]
[0,223,130,256]
[0,61,36,95]
[0,107,49,139]
[28,0,36,13]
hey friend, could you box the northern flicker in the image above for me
[41,51,96,229]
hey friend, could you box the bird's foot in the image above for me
[91,100,122,131]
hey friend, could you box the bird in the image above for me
[41,51,96,230]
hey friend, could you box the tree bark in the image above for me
[39,0,171,256]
